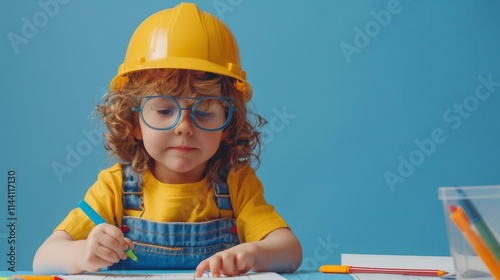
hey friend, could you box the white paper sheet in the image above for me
[340,254,455,280]
[59,272,286,280]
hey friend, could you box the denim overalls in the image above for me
[110,166,240,269]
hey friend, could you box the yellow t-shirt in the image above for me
[56,163,288,243]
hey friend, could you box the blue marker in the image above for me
[78,200,138,262]
[456,188,500,262]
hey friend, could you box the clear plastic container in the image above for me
[439,186,500,280]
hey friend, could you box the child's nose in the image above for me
[174,109,194,135]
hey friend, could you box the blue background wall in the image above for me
[1,0,500,271]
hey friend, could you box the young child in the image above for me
[33,2,302,277]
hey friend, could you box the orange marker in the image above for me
[449,206,500,279]
[320,265,448,276]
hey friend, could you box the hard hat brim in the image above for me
[110,58,252,99]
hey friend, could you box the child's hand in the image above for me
[79,224,133,272]
[194,243,257,277]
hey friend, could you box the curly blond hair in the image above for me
[96,69,265,182]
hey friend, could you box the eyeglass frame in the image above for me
[132,95,238,131]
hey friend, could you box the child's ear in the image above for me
[134,125,143,140]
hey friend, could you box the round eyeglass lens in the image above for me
[191,98,229,130]
[141,97,180,130]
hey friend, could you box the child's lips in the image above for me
[170,146,196,152]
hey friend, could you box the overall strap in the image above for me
[122,165,143,214]
[212,167,234,218]
[212,179,232,210]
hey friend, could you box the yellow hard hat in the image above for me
[110,2,252,99]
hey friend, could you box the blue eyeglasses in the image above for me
[132,96,238,131]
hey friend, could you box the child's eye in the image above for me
[194,110,214,119]
[156,109,175,116]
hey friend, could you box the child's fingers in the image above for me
[235,252,253,274]
[207,255,222,277]
[89,224,128,261]
[124,237,135,250]
[119,238,136,261]
[93,244,122,264]
[216,253,250,276]
[220,254,236,276]
[80,245,116,272]
[196,250,254,278]
[194,260,210,277]
[196,255,223,277]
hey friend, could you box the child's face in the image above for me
[135,97,224,184]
